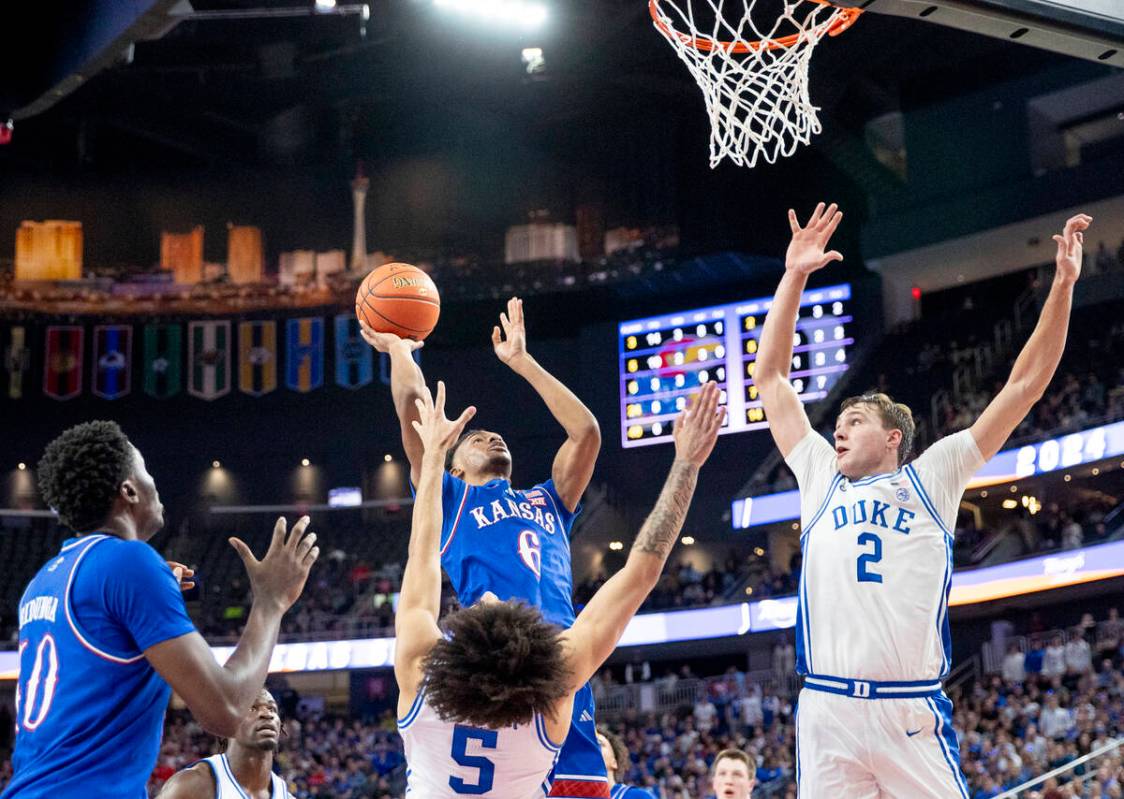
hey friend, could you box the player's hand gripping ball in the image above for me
[355,262,441,341]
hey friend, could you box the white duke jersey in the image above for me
[786,429,984,682]
[399,688,562,799]
[198,754,292,798]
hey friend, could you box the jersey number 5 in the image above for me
[856,532,883,584]
[449,724,498,795]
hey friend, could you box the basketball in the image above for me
[355,262,441,341]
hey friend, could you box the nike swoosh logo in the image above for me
[906,729,922,737]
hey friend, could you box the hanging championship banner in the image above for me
[3,325,30,399]
[285,317,324,393]
[188,320,231,400]
[143,324,182,399]
[238,320,277,396]
[92,325,133,400]
[43,326,84,401]
[334,315,373,390]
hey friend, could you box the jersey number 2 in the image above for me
[856,532,883,584]
[450,724,498,795]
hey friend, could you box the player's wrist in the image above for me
[506,351,536,374]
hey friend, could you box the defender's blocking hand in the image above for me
[1053,213,1092,284]
[785,202,844,275]
[673,381,726,467]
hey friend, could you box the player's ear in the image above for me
[119,478,140,505]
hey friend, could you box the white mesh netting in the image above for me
[651,0,857,168]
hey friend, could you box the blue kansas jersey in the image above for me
[439,474,579,627]
[2,535,196,799]
[611,785,656,799]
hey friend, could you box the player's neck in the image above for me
[226,743,274,794]
[847,456,900,481]
[91,514,141,541]
[462,469,509,487]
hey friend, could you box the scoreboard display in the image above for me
[619,283,854,448]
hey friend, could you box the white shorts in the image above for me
[795,687,970,799]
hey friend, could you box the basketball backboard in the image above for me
[835,0,1124,67]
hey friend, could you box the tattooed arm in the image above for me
[560,383,725,692]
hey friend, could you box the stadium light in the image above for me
[384,454,392,462]
[315,0,337,11]
[212,460,221,469]
[433,0,548,29]
[301,458,311,467]
[609,541,623,551]
[17,462,26,471]
[681,536,695,546]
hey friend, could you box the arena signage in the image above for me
[732,419,1124,529]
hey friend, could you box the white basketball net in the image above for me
[651,0,852,168]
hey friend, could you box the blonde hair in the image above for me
[839,393,915,465]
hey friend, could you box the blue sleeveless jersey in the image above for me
[2,535,196,799]
[439,474,579,628]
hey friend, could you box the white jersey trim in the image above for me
[62,535,146,665]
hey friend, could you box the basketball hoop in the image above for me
[650,0,861,168]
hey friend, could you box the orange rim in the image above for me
[649,0,862,53]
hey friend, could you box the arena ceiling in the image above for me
[0,0,1072,175]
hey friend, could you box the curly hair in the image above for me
[840,392,916,465]
[37,420,133,532]
[422,600,572,729]
[597,726,630,781]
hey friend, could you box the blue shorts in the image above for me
[547,683,610,798]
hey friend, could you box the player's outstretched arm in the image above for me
[144,516,319,738]
[394,381,476,694]
[970,213,1092,460]
[492,296,601,511]
[561,382,725,690]
[157,763,214,798]
[360,323,429,484]
[756,203,844,458]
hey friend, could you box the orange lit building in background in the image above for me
[161,226,205,285]
[14,220,83,282]
[227,225,264,284]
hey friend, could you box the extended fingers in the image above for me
[452,405,477,439]
[787,209,800,234]
[270,516,287,551]
[807,202,826,227]
[287,515,311,549]
[434,380,447,415]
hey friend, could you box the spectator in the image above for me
[1043,636,1067,678]
[1064,630,1092,676]
[1039,694,1074,740]
[1003,643,1027,683]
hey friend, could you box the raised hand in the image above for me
[673,381,727,467]
[358,321,425,355]
[411,380,477,456]
[785,202,844,275]
[1052,213,1092,284]
[167,560,195,592]
[229,516,320,613]
[492,297,528,367]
